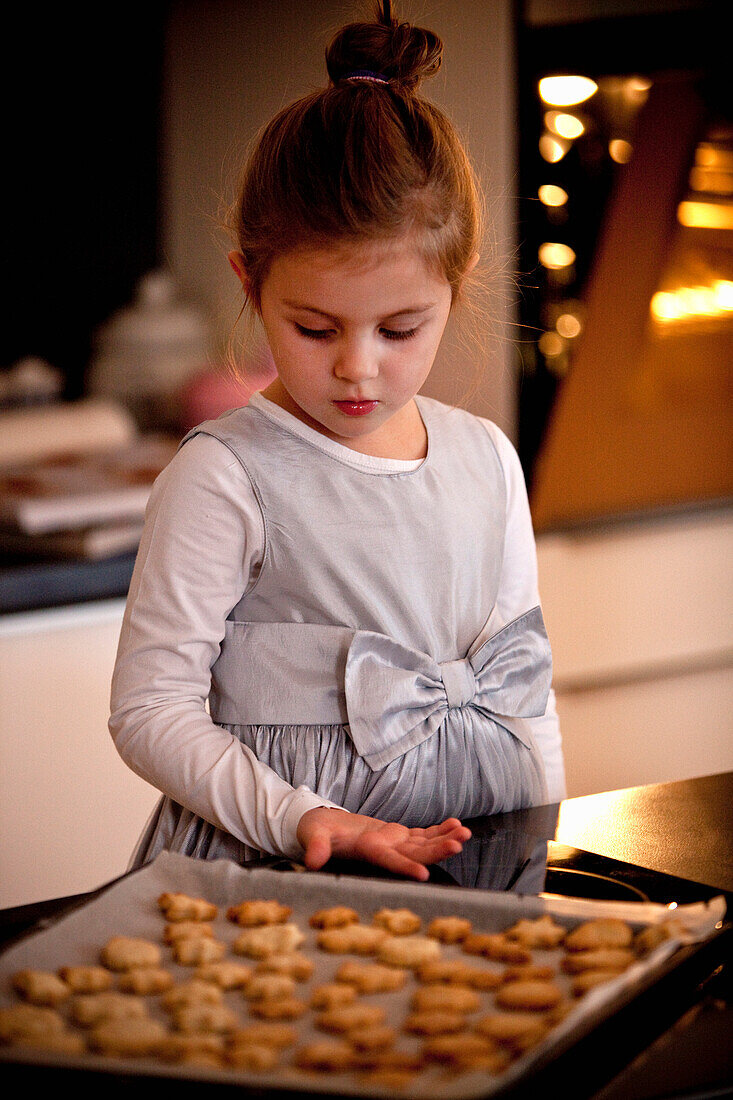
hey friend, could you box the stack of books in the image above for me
[0,435,178,562]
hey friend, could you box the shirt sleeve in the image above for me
[108,432,342,860]
[479,420,567,803]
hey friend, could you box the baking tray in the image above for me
[0,851,726,1098]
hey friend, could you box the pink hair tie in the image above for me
[341,69,389,85]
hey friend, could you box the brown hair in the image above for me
[228,1,485,314]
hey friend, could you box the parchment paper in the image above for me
[0,851,726,1098]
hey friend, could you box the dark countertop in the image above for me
[1,773,731,1098]
[0,552,135,614]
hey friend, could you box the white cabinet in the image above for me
[0,600,159,909]
[538,506,733,798]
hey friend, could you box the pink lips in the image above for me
[333,400,379,417]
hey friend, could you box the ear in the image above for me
[467,252,480,274]
[228,250,249,287]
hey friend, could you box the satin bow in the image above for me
[344,606,552,770]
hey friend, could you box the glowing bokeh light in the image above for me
[609,139,633,164]
[556,312,582,338]
[538,184,569,207]
[545,111,585,139]
[651,279,733,323]
[678,200,733,230]
[539,133,569,163]
[539,242,576,270]
[539,75,598,107]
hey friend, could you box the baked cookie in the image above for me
[494,978,564,1012]
[228,1022,297,1049]
[426,916,473,944]
[8,1028,88,1055]
[118,967,174,995]
[195,960,253,989]
[226,899,292,926]
[69,991,150,1027]
[475,1011,549,1052]
[335,961,407,994]
[88,1016,169,1058]
[171,936,227,966]
[233,923,305,958]
[0,1003,67,1042]
[564,918,633,951]
[309,983,359,1010]
[163,920,215,943]
[172,1002,240,1034]
[402,1011,465,1035]
[309,906,360,929]
[377,935,442,969]
[244,974,297,1002]
[462,932,532,964]
[422,1032,509,1072]
[58,965,114,994]
[226,1042,280,1070]
[315,1004,387,1034]
[410,984,480,1014]
[100,935,161,971]
[294,1039,356,1072]
[254,952,314,982]
[501,963,556,984]
[505,914,566,948]
[158,892,218,922]
[372,908,421,935]
[249,997,307,1020]
[157,1032,226,1062]
[560,947,635,974]
[348,1025,397,1052]
[634,924,671,956]
[11,968,70,1006]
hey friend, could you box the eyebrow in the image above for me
[282,301,436,322]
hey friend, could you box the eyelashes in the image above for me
[295,324,418,342]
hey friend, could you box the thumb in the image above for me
[301,829,333,871]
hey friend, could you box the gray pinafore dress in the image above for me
[130,396,551,867]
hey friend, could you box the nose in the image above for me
[333,339,379,383]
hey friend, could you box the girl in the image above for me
[109,1,565,884]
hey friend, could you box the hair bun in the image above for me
[326,2,442,91]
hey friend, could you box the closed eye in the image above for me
[380,327,418,341]
[295,324,334,340]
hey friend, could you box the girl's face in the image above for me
[242,238,453,459]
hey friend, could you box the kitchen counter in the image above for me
[0,551,135,614]
[1,772,731,1098]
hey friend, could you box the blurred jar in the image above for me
[87,270,210,431]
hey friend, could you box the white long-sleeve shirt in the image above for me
[109,394,565,860]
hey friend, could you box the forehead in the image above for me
[264,236,450,313]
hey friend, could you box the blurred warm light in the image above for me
[689,166,733,194]
[539,75,598,107]
[539,133,570,162]
[545,111,585,140]
[696,143,733,170]
[556,312,582,338]
[678,200,733,229]
[651,279,733,323]
[538,184,569,207]
[539,242,576,270]
[609,138,633,164]
[538,331,564,357]
[626,76,652,94]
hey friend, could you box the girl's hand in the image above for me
[296,807,471,881]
